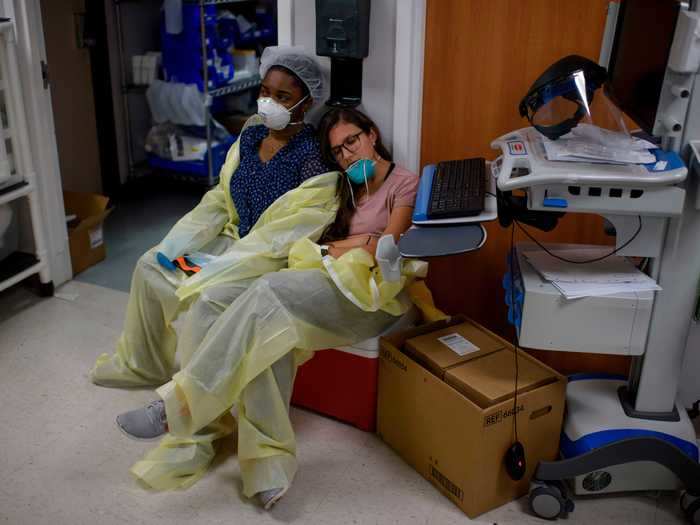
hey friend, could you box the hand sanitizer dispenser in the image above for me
[316,0,370,108]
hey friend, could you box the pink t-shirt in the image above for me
[347,164,419,237]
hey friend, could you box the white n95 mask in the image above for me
[257,95,308,130]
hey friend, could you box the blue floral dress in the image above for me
[230,124,329,237]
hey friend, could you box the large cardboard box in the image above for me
[63,191,112,275]
[445,349,556,408]
[377,315,566,519]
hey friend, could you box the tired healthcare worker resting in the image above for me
[116,107,427,510]
[89,46,333,388]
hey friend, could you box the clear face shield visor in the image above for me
[519,70,596,140]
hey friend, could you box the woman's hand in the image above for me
[327,245,343,258]
[326,206,413,259]
[326,235,375,258]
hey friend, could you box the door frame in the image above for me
[5,0,72,285]
[391,0,426,174]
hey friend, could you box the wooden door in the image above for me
[40,0,102,194]
[421,0,630,375]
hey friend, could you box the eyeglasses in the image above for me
[330,131,364,160]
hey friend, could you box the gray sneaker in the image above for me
[116,399,167,440]
[256,487,287,510]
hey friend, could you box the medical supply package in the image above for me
[377,315,566,518]
[403,320,505,378]
[63,191,112,275]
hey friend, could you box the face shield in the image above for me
[519,55,609,141]
[518,55,656,164]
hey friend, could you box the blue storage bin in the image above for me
[218,17,241,49]
[503,252,524,334]
[255,8,276,45]
[161,4,233,92]
[147,135,237,180]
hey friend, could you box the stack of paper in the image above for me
[523,247,661,300]
[541,124,657,165]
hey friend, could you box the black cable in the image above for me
[514,216,643,264]
[486,190,644,265]
[688,400,700,420]
[509,222,519,444]
[492,189,643,445]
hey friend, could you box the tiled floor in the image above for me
[75,177,204,292]
[0,280,693,524]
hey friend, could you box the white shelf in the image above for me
[209,73,261,98]
[0,256,43,294]
[0,180,30,206]
[0,22,51,294]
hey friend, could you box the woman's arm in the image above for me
[327,206,414,258]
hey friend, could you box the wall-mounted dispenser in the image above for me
[316,0,370,107]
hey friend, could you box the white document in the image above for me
[550,279,661,300]
[438,333,480,356]
[541,124,656,165]
[523,247,652,284]
[542,138,656,165]
[564,124,657,151]
[523,246,661,299]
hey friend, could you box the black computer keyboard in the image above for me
[428,158,486,219]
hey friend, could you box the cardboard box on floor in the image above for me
[377,315,566,519]
[63,191,112,275]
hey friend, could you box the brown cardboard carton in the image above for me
[377,315,566,519]
[445,348,557,408]
[63,191,112,275]
[404,320,505,378]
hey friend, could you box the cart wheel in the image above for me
[530,482,573,520]
[681,491,700,525]
[39,280,54,297]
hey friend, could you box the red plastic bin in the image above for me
[291,309,419,432]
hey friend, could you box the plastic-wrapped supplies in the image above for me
[145,122,236,178]
[146,80,206,127]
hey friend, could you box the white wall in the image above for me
[290,0,398,156]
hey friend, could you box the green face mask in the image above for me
[345,158,376,185]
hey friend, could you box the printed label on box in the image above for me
[429,463,464,502]
[89,226,104,248]
[484,404,525,427]
[438,333,480,356]
[380,348,407,372]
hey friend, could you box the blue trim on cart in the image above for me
[543,197,568,208]
[413,164,436,222]
[643,149,685,173]
[561,429,699,462]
